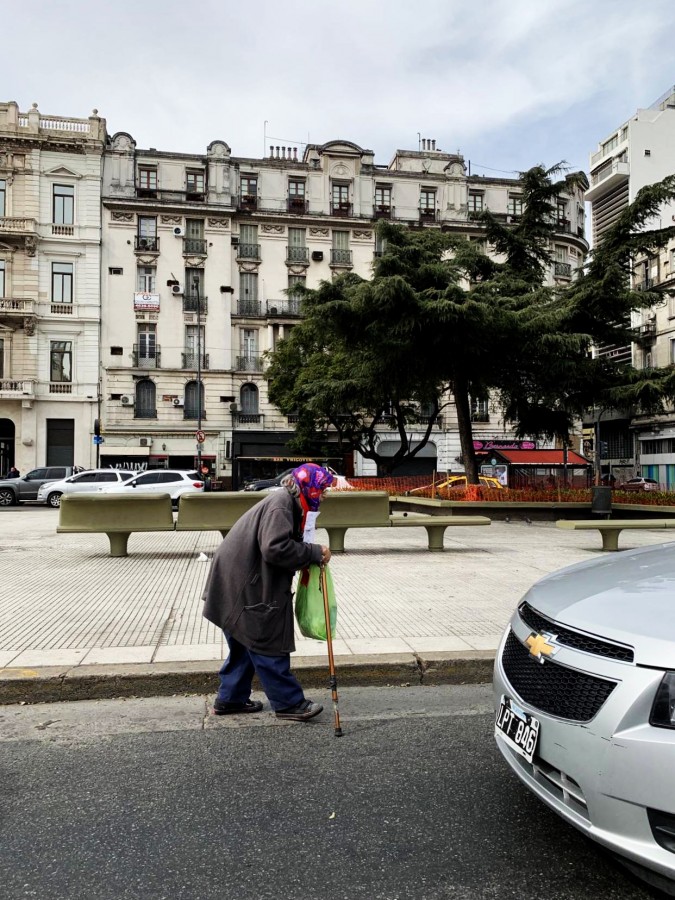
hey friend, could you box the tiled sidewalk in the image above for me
[1,507,673,670]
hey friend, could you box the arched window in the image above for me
[135,379,156,418]
[184,380,204,419]
[240,383,259,415]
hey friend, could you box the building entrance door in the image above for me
[0,418,15,476]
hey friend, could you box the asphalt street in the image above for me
[0,685,663,900]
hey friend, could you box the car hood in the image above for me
[522,541,675,668]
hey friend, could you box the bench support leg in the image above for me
[424,525,447,552]
[599,529,621,552]
[327,528,347,553]
[108,532,131,557]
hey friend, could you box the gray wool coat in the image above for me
[202,489,323,656]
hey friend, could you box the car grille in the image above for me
[519,602,634,663]
[501,630,617,722]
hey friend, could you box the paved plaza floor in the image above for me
[1,506,674,672]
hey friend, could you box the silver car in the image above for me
[493,542,675,895]
[36,468,135,508]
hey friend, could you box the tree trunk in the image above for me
[453,377,479,484]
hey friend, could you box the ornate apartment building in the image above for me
[99,131,588,487]
[586,85,675,486]
[0,102,105,476]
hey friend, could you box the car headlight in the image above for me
[650,672,675,729]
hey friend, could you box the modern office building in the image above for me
[586,85,675,485]
[0,101,105,476]
[100,132,588,487]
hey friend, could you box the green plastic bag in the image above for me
[295,564,337,641]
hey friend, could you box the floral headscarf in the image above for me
[291,463,334,513]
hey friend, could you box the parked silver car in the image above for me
[0,466,84,506]
[494,542,675,894]
[37,468,135,508]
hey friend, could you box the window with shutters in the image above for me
[135,379,156,418]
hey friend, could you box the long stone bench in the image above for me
[176,491,265,536]
[556,518,675,551]
[57,490,492,557]
[57,493,175,557]
[318,491,491,552]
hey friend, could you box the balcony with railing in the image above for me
[635,278,654,292]
[234,300,264,317]
[638,320,657,343]
[287,197,307,214]
[181,352,209,370]
[183,237,207,256]
[50,303,73,315]
[233,412,263,425]
[49,382,73,394]
[554,262,572,278]
[238,194,258,212]
[286,245,309,263]
[331,202,353,217]
[132,344,161,368]
[419,207,438,223]
[134,235,160,253]
[267,298,302,317]
[0,297,34,320]
[51,224,75,237]
[0,379,36,396]
[237,242,260,260]
[0,217,37,236]
[373,205,393,219]
[182,294,208,314]
[329,248,353,267]
[585,159,630,201]
[235,353,264,372]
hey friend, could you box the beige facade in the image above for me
[0,102,105,475]
[100,133,588,486]
[587,86,675,485]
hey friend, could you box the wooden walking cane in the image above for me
[320,563,343,737]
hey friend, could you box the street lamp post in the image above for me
[193,276,202,474]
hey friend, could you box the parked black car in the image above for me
[242,468,295,492]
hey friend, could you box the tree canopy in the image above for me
[265,166,675,480]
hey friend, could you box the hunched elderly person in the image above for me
[203,462,334,722]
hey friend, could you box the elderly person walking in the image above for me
[203,462,334,722]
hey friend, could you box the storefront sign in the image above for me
[473,439,536,451]
[134,292,160,311]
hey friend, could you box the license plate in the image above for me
[495,695,539,764]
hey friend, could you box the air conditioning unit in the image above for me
[120,395,134,406]
[231,236,240,246]
[172,397,184,407]
[139,437,151,447]
[311,251,324,262]
[171,283,184,295]
[173,225,185,237]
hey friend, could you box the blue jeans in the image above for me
[217,632,305,711]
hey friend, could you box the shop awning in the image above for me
[488,449,590,466]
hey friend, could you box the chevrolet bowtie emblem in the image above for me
[525,631,558,663]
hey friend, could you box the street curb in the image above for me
[0,651,496,705]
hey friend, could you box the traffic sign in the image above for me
[93,435,104,445]
[195,430,206,444]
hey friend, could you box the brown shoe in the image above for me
[275,699,323,722]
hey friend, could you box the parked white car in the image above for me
[37,469,135,508]
[96,469,205,506]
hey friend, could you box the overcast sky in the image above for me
[3,0,675,175]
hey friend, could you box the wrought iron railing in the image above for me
[132,344,161,368]
[237,242,260,260]
[182,295,208,314]
[330,248,352,266]
[134,235,159,252]
[183,237,207,255]
[235,353,264,372]
[182,352,209,369]
[286,246,309,263]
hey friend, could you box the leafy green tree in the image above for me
[266,168,675,482]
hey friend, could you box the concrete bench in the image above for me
[57,493,175,557]
[318,491,491,552]
[176,492,265,537]
[556,518,675,551]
